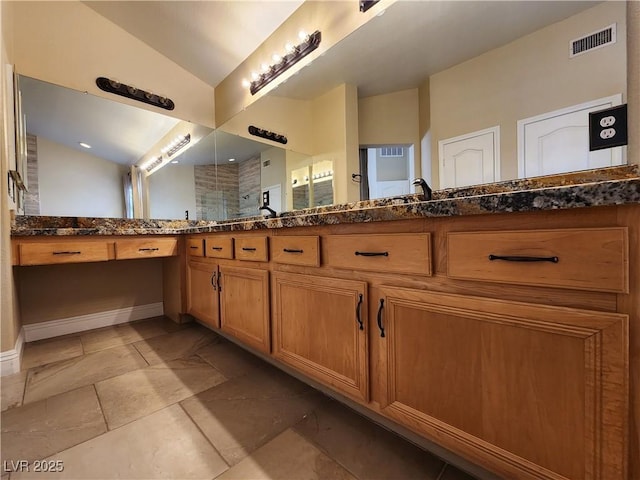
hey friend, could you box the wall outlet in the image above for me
[262,191,270,206]
[589,104,627,151]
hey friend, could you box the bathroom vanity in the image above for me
[11,168,640,480]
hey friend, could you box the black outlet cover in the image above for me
[262,191,270,206]
[589,104,627,151]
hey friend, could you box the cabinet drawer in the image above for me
[271,236,320,267]
[19,241,109,266]
[187,238,204,257]
[447,227,628,293]
[205,236,234,259]
[235,237,269,262]
[115,238,178,260]
[323,233,432,275]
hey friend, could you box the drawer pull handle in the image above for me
[488,254,559,263]
[189,246,199,249]
[139,248,159,252]
[377,299,385,338]
[355,293,364,331]
[242,247,257,251]
[283,248,304,254]
[52,251,81,255]
[355,251,389,257]
[210,247,223,251]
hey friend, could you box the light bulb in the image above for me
[298,30,308,41]
[261,63,269,72]
[251,72,259,80]
[242,79,250,88]
[285,42,295,53]
[272,54,282,63]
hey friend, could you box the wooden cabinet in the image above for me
[376,285,628,480]
[115,237,178,260]
[219,265,270,353]
[272,272,368,402]
[18,240,110,265]
[187,260,219,328]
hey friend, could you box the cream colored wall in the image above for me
[37,137,127,218]
[17,259,163,325]
[1,0,21,352]
[219,95,314,156]
[358,88,421,181]
[430,2,627,187]
[215,0,392,125]
[629,2,639,167]
[418,78,432,187]
[11,1,215,128]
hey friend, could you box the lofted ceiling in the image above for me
[25,0,603,167]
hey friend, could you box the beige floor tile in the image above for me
[133,325,218,365]
[195,339,264,379]
[24,344,148,404]
[95,356,227,429]
[80,319,168,354]
[1,371,27,411]
[216,429,356,480]
[1,385,106,466]
[11,404,229,480]
[21,336,84,370]
[294,399,445,480]
[181,364,323,466]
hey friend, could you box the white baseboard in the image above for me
[22,302,164,343]
[0,328,25,376]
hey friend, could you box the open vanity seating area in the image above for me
[2,1,640,479]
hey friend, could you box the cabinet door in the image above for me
[272,272,368,402]
[187,261,219,328]
[219,266,270,353]
[377,286,627,480]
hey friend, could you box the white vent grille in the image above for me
[380,147,404,157]
[570,23,616,58]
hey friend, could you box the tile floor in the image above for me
[1,317,478,480]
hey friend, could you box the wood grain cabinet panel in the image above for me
[219,265,270,353]
[115,238,178,260]
[377,286,628,480]
[187,238,205,257]
[447,227,628,293]
[19,241,110,265]
[270,236,320,267]
[186,261,220,329]
[323,233,431,275]
[234,237,269,262]
[272,272,368,402]
[205,236,234,259]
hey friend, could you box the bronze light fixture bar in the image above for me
[249,30,321,96]
[96,77,175,110]
[359,1,380,13]
[248,125,288,145]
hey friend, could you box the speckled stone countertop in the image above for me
[11,165,640,236]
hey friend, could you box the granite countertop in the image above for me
[11,165,640,237]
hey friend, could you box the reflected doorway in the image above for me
[362,145,414,200]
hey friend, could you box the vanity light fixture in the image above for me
[248,125,288,145]
[142,156,163,173]
[96,77,175,110]
[161,134,191,157]
[244,30,321,95]
[359,1,380,13]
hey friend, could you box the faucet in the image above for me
[259,204,277,218]
[412,178,432,201]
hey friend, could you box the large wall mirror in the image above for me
[17,1,628,221]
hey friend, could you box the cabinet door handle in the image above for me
[377,299,385,338]
[138,247,159,252]
[210,271,217,291]
[355,293,364,331]
[210,247,223,251]
[242,247,257,251]
[217,272,222,292]
[355,251,389,257]
[283,248,304,254]
[52,251,81,255]
[488,254,559,263]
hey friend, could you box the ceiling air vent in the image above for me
[570,23,616,58]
